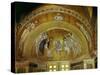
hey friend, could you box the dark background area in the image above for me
[14,2,42,23]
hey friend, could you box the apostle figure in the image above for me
[38,32,51,56]
[39,38,48,55]
[55,40,62,52]
[63,32,81,56]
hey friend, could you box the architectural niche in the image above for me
[15,4,97,73]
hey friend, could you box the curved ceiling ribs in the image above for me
[16,5,96,62]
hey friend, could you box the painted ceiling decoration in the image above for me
[15,3,97,73]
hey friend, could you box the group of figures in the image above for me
[36,31,81,58]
